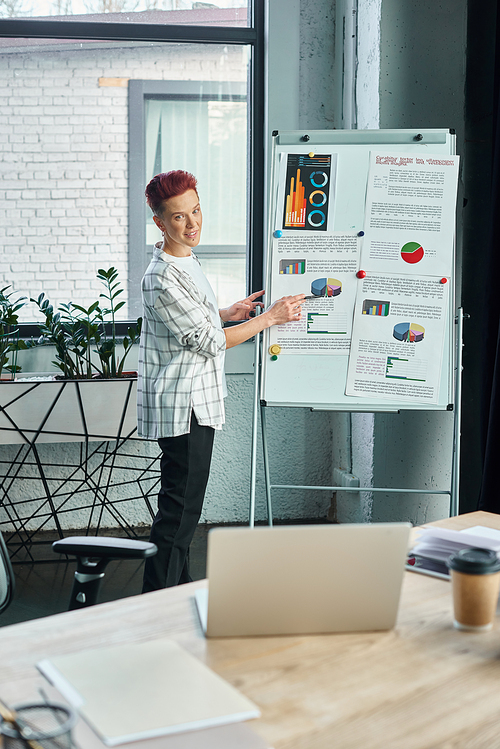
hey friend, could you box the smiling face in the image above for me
[153,189,202,257]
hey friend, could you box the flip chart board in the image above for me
[261,129,458,411]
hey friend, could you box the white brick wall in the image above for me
[0,41,247,321]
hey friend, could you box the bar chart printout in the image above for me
[282,154,332,231]
[362,299,390,316]
[386,357,427,381]
[345,269,447,403]
[279,259,306,275]
[307,311,347,335]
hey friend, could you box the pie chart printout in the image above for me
[401,241,424,264]
[393,322,425,343]
[311,277,342,298]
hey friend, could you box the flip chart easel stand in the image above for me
[248,308,464,525]
[248,128,461,525]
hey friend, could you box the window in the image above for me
[0,3,263,323]
[129,75,248,315]
[0,1,249,27]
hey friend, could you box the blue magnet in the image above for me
[274,230,283,238]
[357,231,365,237]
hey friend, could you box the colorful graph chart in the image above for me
[279,258,306,275]
[282,154,331,232]
[386,356,427,381]
[401,241,424,264]
[311,277,342,298]
[284,169,307,228]
[362,299,390,316]
[393,322,425,343]
[307,311,347,335]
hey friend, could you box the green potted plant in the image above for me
[0,286,27,381]
[0,268,143,446]
[94,267,142,379]
[31,267,142,380]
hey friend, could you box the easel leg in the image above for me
[261,403,273,526]
[450,307,464,517]
[249,324,261,528]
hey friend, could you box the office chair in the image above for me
[52,537,157,610]
[0,533,157,615]
[0,532,15,615]
[0,533,158,614]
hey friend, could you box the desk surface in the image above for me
[2,511,500,749]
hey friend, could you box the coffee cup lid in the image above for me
[447,547,500,574]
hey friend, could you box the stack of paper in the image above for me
[407,525,500,579]
[37,638,261,747]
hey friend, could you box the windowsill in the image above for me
[13,340,255,377]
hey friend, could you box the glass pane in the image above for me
[0,2,249,27]
[145,98,247,250]
[0,39,249,322]
[198,257,246,309]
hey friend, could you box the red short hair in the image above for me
[145,171,198,216]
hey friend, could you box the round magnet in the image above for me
[271,355,278,361]
[269,344,281,356]
[308,152,315,158]
[273,230,283,239]
[356,270,366,279]
[440,277,448,284]
[357,231,365,237]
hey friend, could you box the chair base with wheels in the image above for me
[0,533,15,615]
[52,537,157,610]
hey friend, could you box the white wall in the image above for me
[368,0,466,522]
[315,0,463,525]
[356,0,381,130]
[299,0,336,129]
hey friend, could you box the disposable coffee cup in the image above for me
[447,547,500,631]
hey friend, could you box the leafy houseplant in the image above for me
[0,286,27,380]
[94,267,141,379]
[31,267,142,380]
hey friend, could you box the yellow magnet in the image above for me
[269,344,281,356]
[308,151,315,158]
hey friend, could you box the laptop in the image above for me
[194,522,411,637]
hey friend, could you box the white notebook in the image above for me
[37,637,260,746]
[2,680,270,749]
[411,525,500,561]
[407,525,500,579]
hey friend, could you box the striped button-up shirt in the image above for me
[137,245,226,439]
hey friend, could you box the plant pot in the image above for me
[0,376,138,445]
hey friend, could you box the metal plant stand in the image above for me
[0,378,160,562]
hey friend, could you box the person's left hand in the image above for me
[219,290,265,322]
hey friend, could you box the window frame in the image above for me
[128,78,248,318]
[0,4,265,333]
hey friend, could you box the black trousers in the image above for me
[142,413,215,592]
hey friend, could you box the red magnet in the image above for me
[440,277,448,284]
[356,270,366,279]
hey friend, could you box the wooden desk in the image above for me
[2,511,500,749]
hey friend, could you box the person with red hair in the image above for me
[138,170,305,591]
